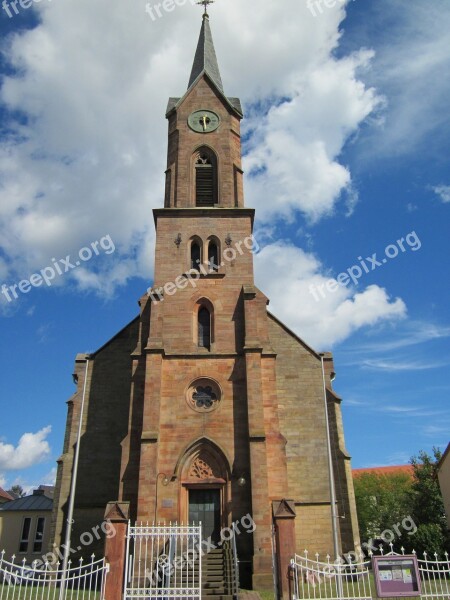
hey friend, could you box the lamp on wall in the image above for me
[233,471,249,487]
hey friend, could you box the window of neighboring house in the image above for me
[191,241,202,271]
[33,517,45,553]
[19,517,32,553]
[198,307,211,349]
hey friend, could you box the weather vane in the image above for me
[197,0,215,15]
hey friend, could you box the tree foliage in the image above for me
[354,447,449,556]
[8,484,26,498]
[409,447,449,556]
[354,471,413,549]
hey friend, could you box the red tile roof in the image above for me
[0,487,14,502]
[353,465,414,478]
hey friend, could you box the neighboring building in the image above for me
[0,488,13,505]
[0,488,53,564]
[51,11,360,590]
[353,465,414,479]
[437,442,450,531]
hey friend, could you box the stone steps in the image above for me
[200,543,237,600]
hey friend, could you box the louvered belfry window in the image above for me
[198,307,211,349]
[195,150,217,207]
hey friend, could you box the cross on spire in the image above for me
[197,0,214,16]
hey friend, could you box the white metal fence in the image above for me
[124,524,202,600]
[291,550,372,600]
[291,548,450,600]
[417,552,450,600]
[0,552,108,600]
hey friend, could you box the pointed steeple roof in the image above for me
[188,13,224,93]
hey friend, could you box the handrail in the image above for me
[231,533,240,599]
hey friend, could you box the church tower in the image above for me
[51,10,360,595]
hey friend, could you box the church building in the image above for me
[51,9,360,592]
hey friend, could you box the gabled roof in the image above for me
[188,13,224,94]
[0,490,53,512]
[0,487,13,502]
[267,310,322,359]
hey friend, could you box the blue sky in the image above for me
[0,0,449,492]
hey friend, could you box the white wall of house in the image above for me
[438,446,450,531]
[0,510,52,565]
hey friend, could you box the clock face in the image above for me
[188,110,220,133]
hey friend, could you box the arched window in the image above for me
[198,307,211,349]
[191,241,201,271]
[208,241,219,272]
[195,148,218,207]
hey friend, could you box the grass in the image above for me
[0,583,102,600]
[241,571,450,600]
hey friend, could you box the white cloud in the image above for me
[254,242,406,349]
[42,467,57,486]
[0,475,6,488]
[244,49,381,222]
[353,1,450,158]
[433,185,450,204]
[354,322,450,353]
[0,427,52,471]
[0,0,381,294]
[361,359,449,372]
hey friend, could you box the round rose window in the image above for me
[186,378,222,413]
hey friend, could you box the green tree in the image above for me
[354,471,413,550]
[408,448,449,556]
[9,484,26,498]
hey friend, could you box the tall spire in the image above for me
[188,11,224,94]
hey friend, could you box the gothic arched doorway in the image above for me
[178,439,231,541]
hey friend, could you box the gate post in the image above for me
[272,500,296,600]
[104,501,130,600]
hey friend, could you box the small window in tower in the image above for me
[208,241,219,272]
[195,149,217,207]
[198,307,211,349]
[191,241,202,271]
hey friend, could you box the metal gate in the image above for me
[0,551,109,600]
[124,523,202,600]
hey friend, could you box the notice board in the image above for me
[372,555,421,597]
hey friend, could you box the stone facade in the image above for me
[51,14,360,591]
